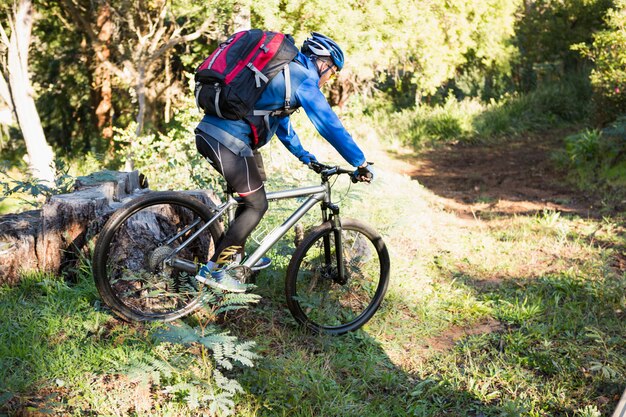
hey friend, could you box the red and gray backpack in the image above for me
[195,29,299,129]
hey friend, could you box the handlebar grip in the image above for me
[308,161,328,174]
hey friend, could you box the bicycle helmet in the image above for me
[301,32,345,71]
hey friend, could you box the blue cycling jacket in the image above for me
[195,51,366,167]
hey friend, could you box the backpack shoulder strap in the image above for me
[252,60,298,118]
[283,64,292,111]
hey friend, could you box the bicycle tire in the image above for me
[93,191,224,322]
[285,218,390,335]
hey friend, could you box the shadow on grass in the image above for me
[399,131,602,218]
[0,272,502,416]
[225,270,597,417]
[3,264,623,416]
[233,315,507,416]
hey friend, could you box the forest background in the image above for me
[0,0,624,195]
[0,0,625,416]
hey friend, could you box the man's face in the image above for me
[318,59,337,87]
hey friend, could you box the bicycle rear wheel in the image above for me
[285,218,390,335]
[93,191,224,322]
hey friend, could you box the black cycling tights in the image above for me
[196,131,269,262]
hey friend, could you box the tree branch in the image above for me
[149,18,211,62]
[14,0,34,74]
[59,0,98,43]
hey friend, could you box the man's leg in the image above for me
[195,131,268,291]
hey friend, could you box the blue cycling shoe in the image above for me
[251,256,272,271]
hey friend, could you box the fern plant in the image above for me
[122,291,261,416]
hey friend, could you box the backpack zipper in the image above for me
[207,44,227,69]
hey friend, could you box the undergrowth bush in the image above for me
[573,0,626,124]
[114,108,223,193]
[0,159,76,211]
[560,117,626,193]
[369,77,590,148]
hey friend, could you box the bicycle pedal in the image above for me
[224,264,253,282]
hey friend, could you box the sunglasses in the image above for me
[328,64,337,78]
[321,60,337,79]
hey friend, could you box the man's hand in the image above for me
[299,151,317,165]
[352,162,375,183]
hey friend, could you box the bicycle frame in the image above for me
[167,175,346,281]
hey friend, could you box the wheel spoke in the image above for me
[93,193,222,322]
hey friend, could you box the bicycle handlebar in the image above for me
[308,161,362,182]
[309,161,375,183]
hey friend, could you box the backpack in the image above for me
[194,29,299,124]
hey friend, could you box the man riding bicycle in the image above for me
[194,32,375,292]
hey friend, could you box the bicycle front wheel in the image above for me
[93,191,224,322]
[285,218,390,335]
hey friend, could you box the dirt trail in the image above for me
[376,130,604,353]
[383,130,596,219]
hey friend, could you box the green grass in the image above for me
[0,268,159,414]
[225,153,625,416]
[1,120,625,416]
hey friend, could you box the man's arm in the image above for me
[296,78,366,167]
[275,117,316,164]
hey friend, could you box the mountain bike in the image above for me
[92,162,390,335]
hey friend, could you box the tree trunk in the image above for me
[164,50,171,124]
[328,76,356,109]
[0,171,145,285]
[0,0,55,184]
[94,3,113,141]
[124,66,147,171]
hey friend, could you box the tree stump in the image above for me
[0,170,149,286]
[0,171,221,286]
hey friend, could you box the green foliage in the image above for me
[474,76,592,136]
[573,0,626,124]
[560,117,626,193]
[3,0,612,171]
[513,0,613,94]
[147,319,261,415]
[113,106,223,191]
[141,272,261,415]
[0,160,75,210]
[296,0,522,103]
[370,77,591,147]
[31,1,103,155]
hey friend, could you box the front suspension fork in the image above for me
[322,203,346,285]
